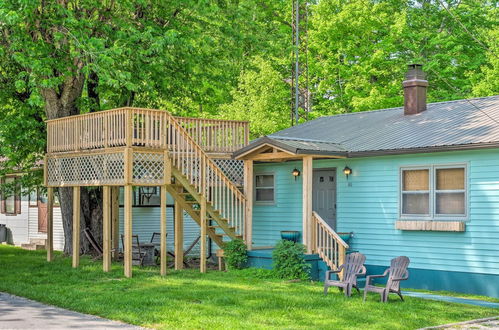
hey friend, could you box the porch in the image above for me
[234,141,351,272]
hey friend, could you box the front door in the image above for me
[313,169,337,230]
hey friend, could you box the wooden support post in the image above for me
[302,156,313,254]
[103,186,111,272]
[160,185,167,276]
[174,200,184,270]
[111,186,120,260]
[200,197,207,273]
[243,160,253,250]
[124,185,133,278]
[46,187,54,262]
[72,186,80,268]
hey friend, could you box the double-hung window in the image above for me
[255,174,275,204]
[400,165,467,220]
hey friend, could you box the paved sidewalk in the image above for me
[403,291,499,309]
[0,292,144,329]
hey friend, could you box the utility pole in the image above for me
[291,0,311,126]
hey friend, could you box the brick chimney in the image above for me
[403,64,428,115]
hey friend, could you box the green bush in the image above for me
[224,239,248,270]
[272,240,311,280]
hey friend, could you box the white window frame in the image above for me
[254,172,275,205]
[399,163,468,221]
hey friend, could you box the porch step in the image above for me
[30,238,47,245]
[21,243,46,251]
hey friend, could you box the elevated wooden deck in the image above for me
[45,107,248,187]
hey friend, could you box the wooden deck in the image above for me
[44,107,250,278]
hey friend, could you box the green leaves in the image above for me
[272,239,311,281]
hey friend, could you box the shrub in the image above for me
[272,240,310,280]
[224,239,248,270]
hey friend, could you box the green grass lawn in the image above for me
[0,245,497,329]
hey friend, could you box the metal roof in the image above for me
[234,95,499,158]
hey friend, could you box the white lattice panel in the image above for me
[47,152,125,186]
[133,152,164,185]
[213,159,244,186]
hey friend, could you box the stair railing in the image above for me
[312,211,348,271]
[129,108,246,237]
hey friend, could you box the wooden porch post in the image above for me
[200,197,207,273]
[103,186,111,272]
[124,185,133,278]
[244,160,253,250]
[111,186,120,260]
[174,200,184,270]
[302,156,313,254]
[160,185,167,276]
[72,186,80,268]
[46,187,54,262]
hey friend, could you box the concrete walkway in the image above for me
[403,291,499,309]
[0,292,144,329]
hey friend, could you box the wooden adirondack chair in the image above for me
[324,252,366,297]
[363,256,410,303]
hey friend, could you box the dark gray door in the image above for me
[313,169,337,230]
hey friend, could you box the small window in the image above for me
[1,176,21,215]
[255,174,274,203]
[119,187,161,207]
[401,169,430,216]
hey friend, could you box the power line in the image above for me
[436,0,497,57]
[427,66,499,125]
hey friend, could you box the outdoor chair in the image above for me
[150,232,176,263]
[121,234,146,266]
[324,252,366,297]
[363,256,410,303]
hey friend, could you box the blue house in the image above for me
[233,64,499,298]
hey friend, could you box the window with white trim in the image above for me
[255,174,274,204]
[400,165,467,219]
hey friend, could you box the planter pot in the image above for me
[280,231,300,243]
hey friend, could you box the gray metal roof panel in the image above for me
[269,95,499,153]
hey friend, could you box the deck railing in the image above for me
[312,211,348,271]
[175,117,249,154]
[46,107,246,236]
[46,108,249,154]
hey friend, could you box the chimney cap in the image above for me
[405,63,426,81]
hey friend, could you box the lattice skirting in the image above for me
[47,151,243,187]
[47,152,126,186]
[213,159,244,187]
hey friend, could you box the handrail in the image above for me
[46,107,249,154]
[130,108,246,236]
[312,211,348,270]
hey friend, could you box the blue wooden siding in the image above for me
[253,161,303,246]
[253,148,499,276]
[118,192,203,255]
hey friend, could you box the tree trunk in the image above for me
[43,72,104,255]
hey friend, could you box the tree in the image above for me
[0,0,291,254]
[220,56,291,138]
[308,0,497,115]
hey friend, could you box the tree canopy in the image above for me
[0,0,497,252]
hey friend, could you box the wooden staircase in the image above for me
[163,114,246,249]
[166,171,243,248]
